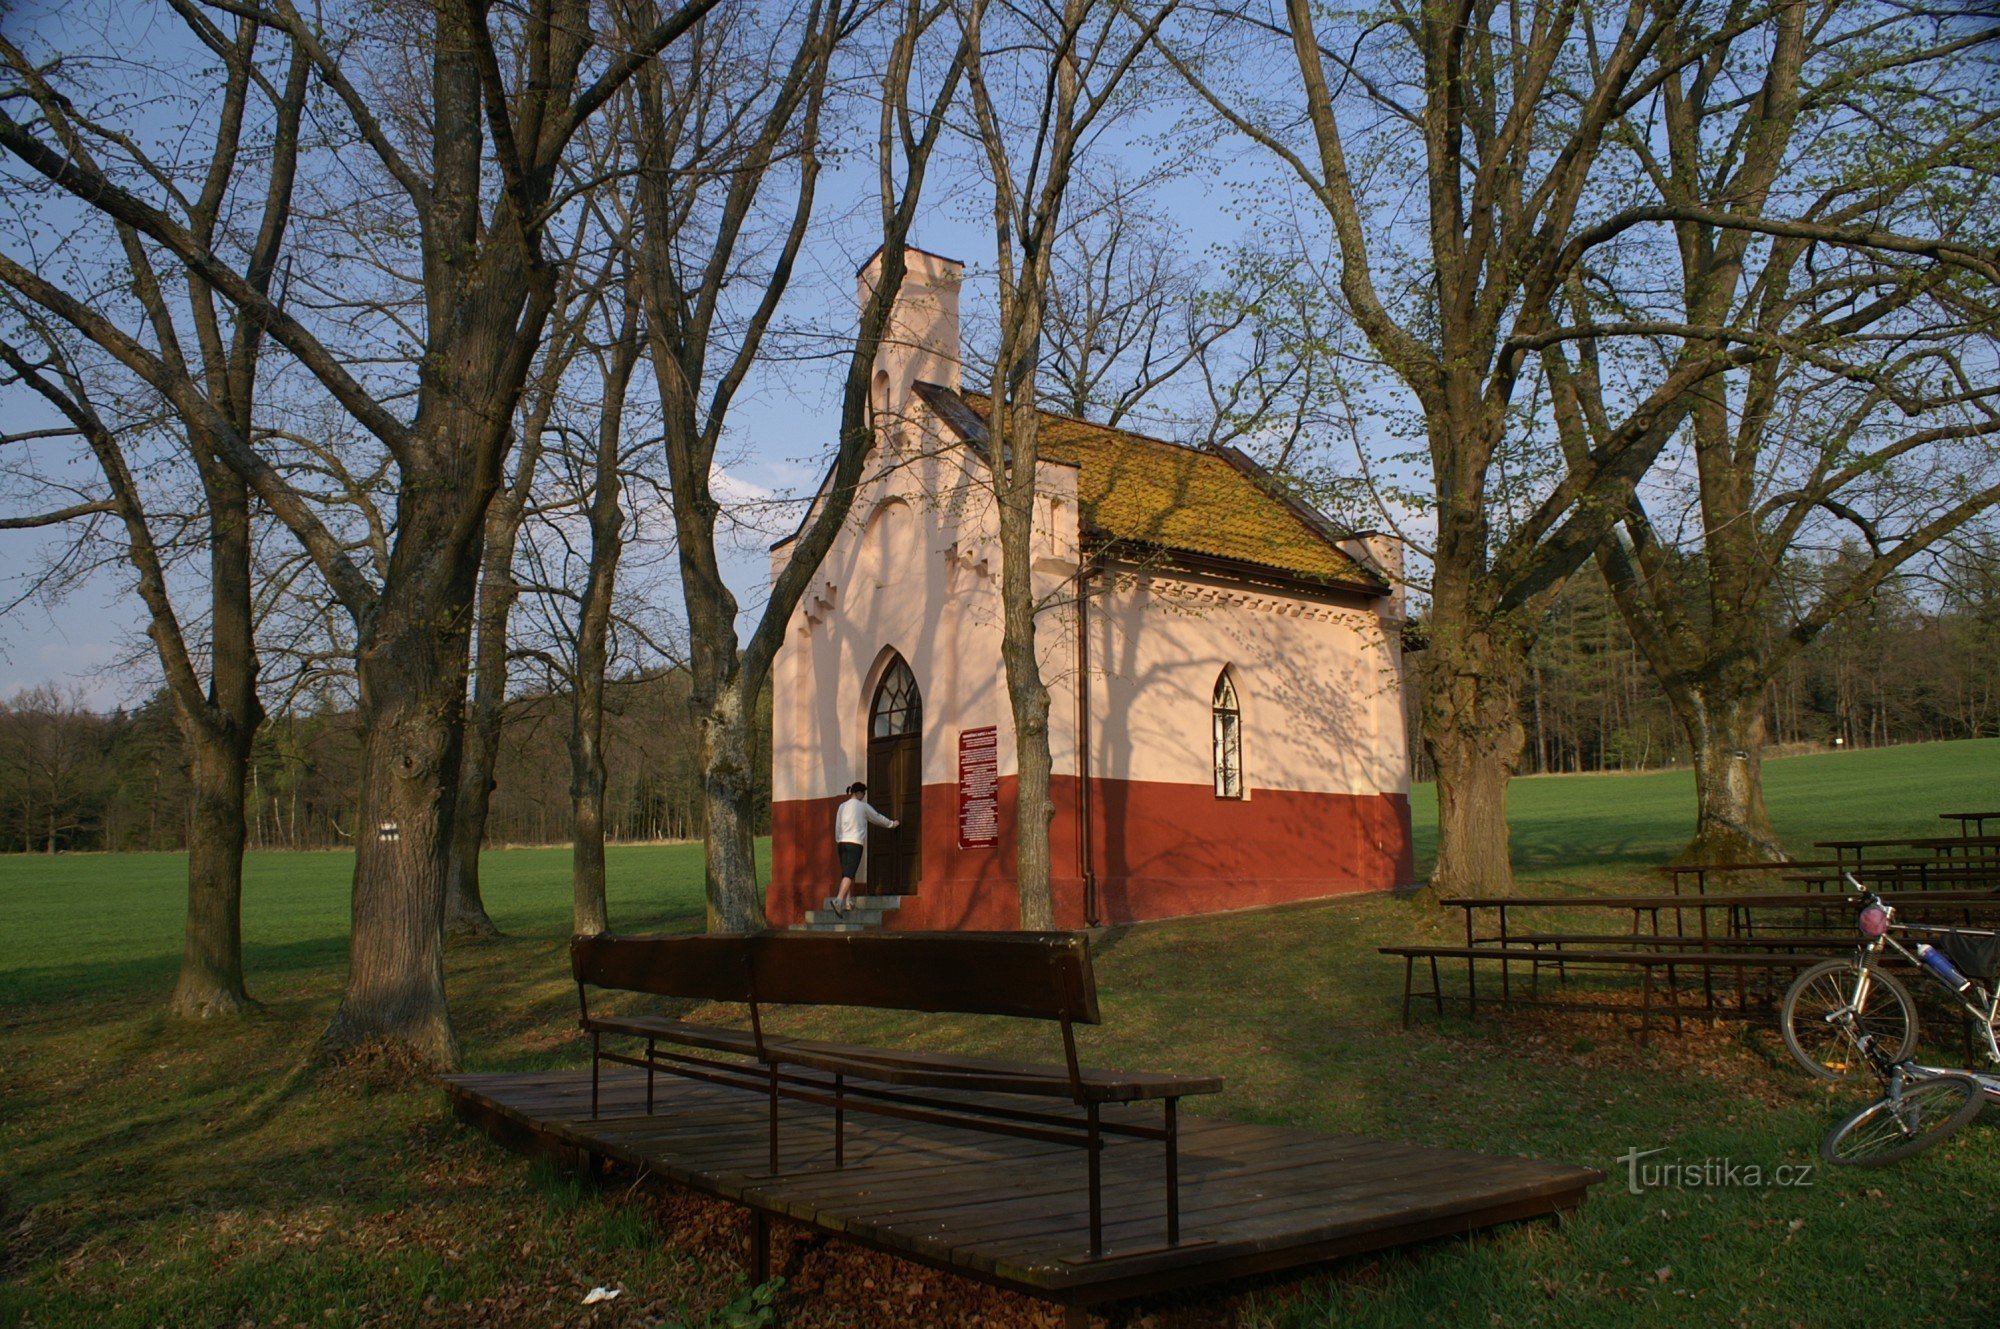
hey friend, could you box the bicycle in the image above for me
[1779,878,2000,1081]
[1775,877,2000,1166]
[1818,1057,1997,1167]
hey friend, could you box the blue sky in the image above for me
[0,6,1308,710]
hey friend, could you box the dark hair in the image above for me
[847,781,867,796]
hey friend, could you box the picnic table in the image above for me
[1665,854,2000,894]
[1788,860,2000,892]
[1444,889,2000,946]
[1434,889,2000,1009]
[1663,860,1844,895]
[1941,811,2000,837]
[1379,942,1830,1041]
[1812,834,2000,869]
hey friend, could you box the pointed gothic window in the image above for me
[1213,669,1243,799]
[871,657,922,738]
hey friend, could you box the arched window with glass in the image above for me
[871,657,921,739]
[1212,668,1243,799]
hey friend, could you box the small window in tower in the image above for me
[1213,668,1243,799]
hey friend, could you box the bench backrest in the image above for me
[745,932,1100,1025]
[570,933,756,1002]
[571,930,1101,1026]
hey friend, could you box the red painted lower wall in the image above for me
[768,777,1415,930]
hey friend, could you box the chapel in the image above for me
[766,247,1414,930]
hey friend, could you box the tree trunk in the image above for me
[570,734,610,936]
[568,303,635,939]
[1674,684,1785,865]
[446,318,557,939]
[999,507,1056,930]
[317,555,473,1071]
[169,463,263,1018]
[1010,684,1056,930]
[170,722,254,1017]
[444,523,523,940]
[1419,627,1526,900]
[568,537,615,938]
[443,741,501,937]
[698,683,764,932]
[443,611,503,939]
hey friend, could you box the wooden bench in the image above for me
[570,930,1222,1260]
[1378,944,1830,1044]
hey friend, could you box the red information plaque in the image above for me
[957,726,1000,849]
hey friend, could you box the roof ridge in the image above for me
[956,389,1226,460]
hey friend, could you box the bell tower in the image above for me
[858,246,963,446]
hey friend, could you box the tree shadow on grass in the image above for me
[0,933,354,1010]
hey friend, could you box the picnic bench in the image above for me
[570,930,1222,1259]
[1378,943,1830,1044]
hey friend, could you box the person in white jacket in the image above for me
[831,781,897,915]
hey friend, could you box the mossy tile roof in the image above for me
[950,390,1377,588]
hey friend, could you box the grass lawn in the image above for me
[1408,735,2000,879]
[2,740,1996,1327]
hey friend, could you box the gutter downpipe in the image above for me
[1076,559,1101,928]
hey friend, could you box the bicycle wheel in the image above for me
[1780,960,1917,1082]
[1820,1074,1985,1167]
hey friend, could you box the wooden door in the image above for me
[865,658,923,894]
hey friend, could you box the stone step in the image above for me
[825,894,907,911]
[787,893,915,934]
[803,910,889,926]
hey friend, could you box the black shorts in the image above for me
[838,842,864,878]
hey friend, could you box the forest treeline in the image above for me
[0,671,772,856]
[1414,547,2000,782]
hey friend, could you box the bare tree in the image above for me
[1038,228,1365,484]
[531,258,648,937]
[444,219,621,939]
[629,0,968,930]
[1166,0,1999,896]
[960,0,1179,927]
[442,428,537,939]
[0,17,309,1015]
[1554,4,2000,861]
[566,284,644,935]
[1030,182,1213,425]
[0,0,717,1067]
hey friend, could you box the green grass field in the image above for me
[2,740,1996,1327]
[0,841,762,1010]
[1409,736,2000,878]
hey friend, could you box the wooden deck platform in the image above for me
[443,1067,1601,1318]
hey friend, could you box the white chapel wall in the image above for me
[772,420,1091,805]
[1086,567,1408,798]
